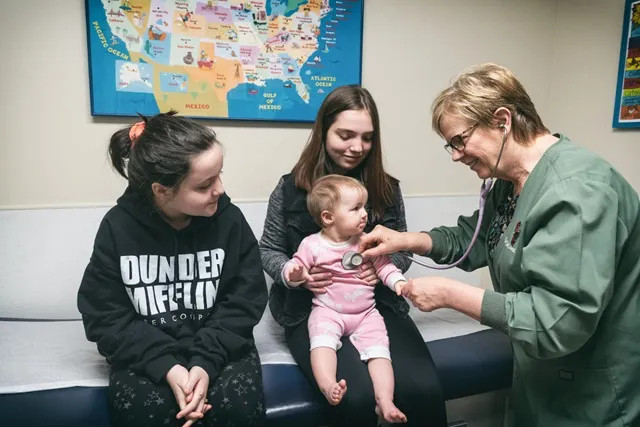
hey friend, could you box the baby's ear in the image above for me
[320,210,333,227]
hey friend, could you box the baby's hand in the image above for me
[394,280,407,296]
[285,262,312,283]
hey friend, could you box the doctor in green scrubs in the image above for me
[360,63,640,427]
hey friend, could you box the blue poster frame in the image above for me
[613,0,640,128]
[84,0,364,122]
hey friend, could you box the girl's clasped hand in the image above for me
[167,365,212,426]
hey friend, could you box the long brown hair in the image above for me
[292,85,394,220]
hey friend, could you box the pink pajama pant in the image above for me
[308,305,390,361]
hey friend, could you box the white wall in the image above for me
[546,0,639,182]
[0,195,481,319]
[1,0,636,210]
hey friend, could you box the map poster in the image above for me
[85,0,363,122]
[613,0,640,128]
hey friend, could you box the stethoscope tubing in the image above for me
[340,128,508,271]
[401,126,508,270]
[400,178,493,269]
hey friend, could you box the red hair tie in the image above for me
[129,121,146,146]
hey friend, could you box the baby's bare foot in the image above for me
[322,379,347,405]
[375,400,407,423]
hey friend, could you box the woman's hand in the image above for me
[166,365,197,421]
[401,276,484,320]
[357,261,378,285]
[358,225,409,258]
[177,366,211,426]
[302,266,333,294]
[401,277,450,312]
[167,364,211,426]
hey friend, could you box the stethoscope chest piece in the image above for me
[342,251,364,270]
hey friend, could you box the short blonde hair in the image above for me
[307,175,367,226]
[431,63,548,145]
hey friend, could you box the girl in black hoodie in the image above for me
[78,112,267,427]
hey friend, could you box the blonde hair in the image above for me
[431,63,548,145]
[307,175,367,226]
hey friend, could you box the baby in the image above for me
[284,174,408,424]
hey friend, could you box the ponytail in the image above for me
[106,111,218,202]
[108,127,134,179]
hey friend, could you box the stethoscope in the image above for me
[342,125,508,271]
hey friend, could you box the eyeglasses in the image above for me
[443,123,478,154]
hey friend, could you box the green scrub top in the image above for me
[429,135,640,426]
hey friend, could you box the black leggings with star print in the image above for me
[108,347,265,427]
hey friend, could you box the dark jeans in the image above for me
[108,347,265,427]
[285,304,448,427]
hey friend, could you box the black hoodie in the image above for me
[78,187,267,384]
